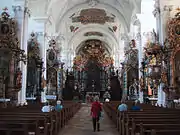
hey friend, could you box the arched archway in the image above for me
[73,39,115,99]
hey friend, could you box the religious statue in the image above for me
[1,24,9,34]
[150,55,156,65]
[130,39,136,48]
[41,75,46,89]
[139,76,144,90]
[175,24,180,35]
[16,69,22,88]
[48,49,55,61]
[161,71,168,84]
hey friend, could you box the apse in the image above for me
[73,39,114,99]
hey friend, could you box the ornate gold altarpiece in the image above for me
[0,9,26,102]
[167,11,180,97]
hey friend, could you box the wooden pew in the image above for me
[0,102,81,135]
[103,101,180,135]
[138,123,180,135]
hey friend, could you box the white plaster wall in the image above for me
[0,0,14,17]
[139,0,156,47]
[28,18,37,34]
[159,0,180,40]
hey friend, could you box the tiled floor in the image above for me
[58,104,119,135]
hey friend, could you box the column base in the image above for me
[18,91,27,106]
[41,87,47,103]
[138,91,144,103]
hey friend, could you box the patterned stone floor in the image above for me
[58,104,119,135]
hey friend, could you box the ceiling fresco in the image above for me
[84,31,103,36]
[71,8,115,24]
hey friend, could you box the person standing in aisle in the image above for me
[90,96,102,132]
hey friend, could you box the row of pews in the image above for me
[103,101,180,135]
[0,101,81,135]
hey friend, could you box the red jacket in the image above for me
[91,101,102,118]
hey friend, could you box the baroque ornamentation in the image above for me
[72,8,115,24]
[0,8,26,97]
[12,6,30,17]
[73,40,113,71]
[135,32,141,41]
[12,6,22,12]
[152,8,160,18]
[0,8,26,63]
[163,5,173,12]
[27,32,41,61]
[47,39,60,67]
[120,33,129,41]
[153,0,160,18]
[84,31,103,36]
[166,10,180,96]
[140,29,163,95]
[87,0,99,7]
[134,19,141,26]
[167,11,180,49]
[70,26,79,32]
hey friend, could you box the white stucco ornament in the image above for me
[88,0,99,7]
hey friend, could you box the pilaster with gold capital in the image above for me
[13,2,30,105]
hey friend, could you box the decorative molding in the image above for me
[27,32,41,60]
[87,0,99,7]
[24,7,30,17]
[120,33,129,41]
[12,5,22,12]
[35,32,45,37]
[71,8,115,24]
[135,32,141,41]
[153,0,160,18]
[163,5,173,12]
[134,19,141,26]
[131,15,137,24]
[0,9,27,64]
[12,5,30,17]
[84,31,103,37]
[70,26,79,33]
[153,7,160,18]
[131,15,140,26]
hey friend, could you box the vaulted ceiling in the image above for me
[28,0,141,56]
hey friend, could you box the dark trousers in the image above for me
[92,117,100,131]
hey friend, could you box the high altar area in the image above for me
[0,0,180,107]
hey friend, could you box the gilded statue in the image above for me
[41,75,46,89]
[139,77,144,90]
[161,71,168,84]
[16,69,22,88]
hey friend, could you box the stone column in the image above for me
[121,34,129,97]
[153,0,162,43]
[153,2,172,106]
[162,5,173,39]
[36,31,47,103]
[13,1,30,105]
[35,17,50,102]
[162,5,173,107]
[136,32,144,103]
[134,19,144,103]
